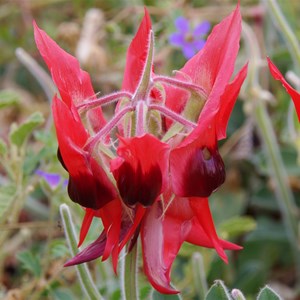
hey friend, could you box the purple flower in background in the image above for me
[36,170,68,190]
[169,16,211,59]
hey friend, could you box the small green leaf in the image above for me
[0,138,7,155]
[0,89,19,109]
[205,281,232,300]
[16,250,41,277]
[10,112,44,147]
[151,290,182,300]
[0,184,17,223]
[257,286,282,300]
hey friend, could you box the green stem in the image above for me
[59,204,104,300]
[121,242,139,300]
[192,253,208,299]
[242,21,300,285]
[253,101,299,243]
[265,0,300,72]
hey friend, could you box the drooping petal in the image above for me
[121,8,152,93]
[164,195,241,261]
[189,198,227,262]
[64,231,106,266]
[111,134,170,207]
[78,208,95,247]
[99,199,122,262]
[53,97,117,209]
[141,201,179,294]
[119,204,146,251]
[267,57,300,121]
[33,22,106,131]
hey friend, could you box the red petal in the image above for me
[53,97,117,209]
[141,202,179,294]
[78,208,95,247]
[99,199,122,261]
[165,4,242,118]
[119,204,146,251]
[214,63,248,140]
[111,134,169,207]
[189,198,228,262]
[33,21,106,131]
[121,8,152,93]
[267,57,300,121]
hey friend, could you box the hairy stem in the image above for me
[60,204,104,300]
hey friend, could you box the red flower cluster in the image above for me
[34,4,247,294]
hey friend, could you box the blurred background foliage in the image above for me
[0,0,300,299]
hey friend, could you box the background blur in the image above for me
[0,0,300,299]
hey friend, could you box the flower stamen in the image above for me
[153,75,208,99]
[77,91,132,112]
[149,103,197,129]
[85,105,134,151]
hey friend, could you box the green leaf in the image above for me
[10,112,44,147]
[205,281,232,300]
[0,138,7,156]
[0,184,17,223]
[16,250,41,277]
[219,216,256,239]
[151,290,182,300]
[0,89,20,109]
[257,286,282,300]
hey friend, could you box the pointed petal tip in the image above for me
[63,259,76,267]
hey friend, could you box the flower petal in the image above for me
[174,16,189,33]
[53,97,117,209]
[193,21,211,36]
[267,57,300,121]
[78,208,95,247]
[64,231,106,266]
[170,121,225,198]
[33,21,106,132]
[99,199,122,262]
[182,44,195,59]
[168,32,185,46]
[111,134,169,207]
[215,63,248,140]
[189,198,228,262]
[121,8,152,93]
[141,202,179,294]
[36,170,61,189]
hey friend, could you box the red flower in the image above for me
[34,4,246,294]
[267,57,300,121]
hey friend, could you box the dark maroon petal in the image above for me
[170,143,225,198]
[115,161,162,207]
[182,146,225,197]
[111,134,169,207]
[64,231,106,266]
